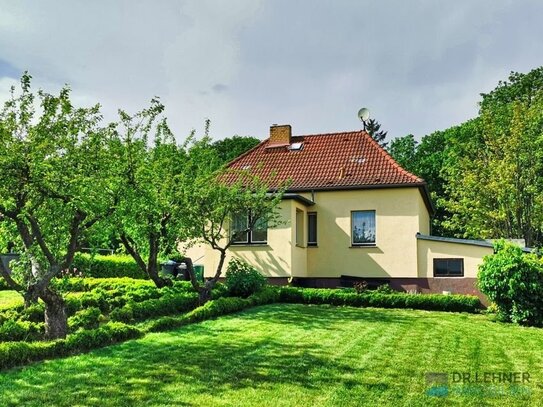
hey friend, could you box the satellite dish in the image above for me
[357,107,370,122]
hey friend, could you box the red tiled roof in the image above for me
[225,130,425,190]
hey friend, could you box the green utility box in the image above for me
[194,265,204,282]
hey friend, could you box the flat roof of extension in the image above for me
[416,233,533,253]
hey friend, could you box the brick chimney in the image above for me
[269,124,291,147]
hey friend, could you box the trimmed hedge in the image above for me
[278,287,481,313]
[70,254,148,279]
[0,322,142,370]
[144,287,280,333]
[53,277,156,293]
[0,289,278,370]
[110,293,199,323]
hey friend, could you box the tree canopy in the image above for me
[0,74,121,338]
[389,66,543,246]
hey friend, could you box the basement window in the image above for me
[433,258,464,277]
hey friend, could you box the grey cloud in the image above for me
[0,0,542,142]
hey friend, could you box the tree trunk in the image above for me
[40,288,68,340]
[183,256,216,305]
[148,264,171,288]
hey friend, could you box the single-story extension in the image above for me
[186,124,523,297]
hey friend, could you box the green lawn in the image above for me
[0,290,22,309]
[1,304,543,406]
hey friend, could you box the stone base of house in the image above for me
[267,277,486,302]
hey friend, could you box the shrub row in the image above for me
[70,254,148,279]
[53,277,157,293]
[144,287,280,333]
[0,289,278,370]
[0,322,142,370]
[0,319,44,342]
[110,293,199,323]
[277,287,482,313]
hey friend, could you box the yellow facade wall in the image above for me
[305,188,425,278]
[184,187,440,280]
[416,239,493,278]
[184,201,295,278]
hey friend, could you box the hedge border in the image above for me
[0,286,481,371]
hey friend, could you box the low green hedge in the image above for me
[110,293,199,323]
[278,287,481,313]
[0,289,278,370]
[0,322,142,370]
[144,287,280,333]
[53,277,156,293]
[70,254,148,279]
[0,319,44,342]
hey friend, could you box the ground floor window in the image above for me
[307,212,317,246]
[295,209,304,246]
[231,212,268,244]
[351,210,376,246]
[433,258,464,277]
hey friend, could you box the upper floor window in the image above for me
[231,212,268,244]
[351,210,376,246]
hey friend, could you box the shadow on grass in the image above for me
[234,303,417,331]
[1,304,390,405]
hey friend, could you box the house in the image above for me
[186,124,498,297]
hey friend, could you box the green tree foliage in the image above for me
[365,118,388,148]
[211,135,260,164]
[478,241,543,326]
[442,93,543,246]
[390,66,543,244]
[179,162,286,302]
[0,74,120,338]
[111,99,194,288]
[480,67,543,109]
[387,134,417,171]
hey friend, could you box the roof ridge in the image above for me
[296,130,365,138]
[361,132,424,183]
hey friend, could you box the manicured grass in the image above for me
[1,304,543,406]
[0,291,22,309]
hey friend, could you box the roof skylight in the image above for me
[289,142,303,151]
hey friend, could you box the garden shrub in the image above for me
[0,319,44,342]
[70,253,147,279]
[68,307,102,332]
[0,279,10,291]
[375,284,395,294]
[478,241,543,326]
[225,258,267,298]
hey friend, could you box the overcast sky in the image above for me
[1,1,542,142]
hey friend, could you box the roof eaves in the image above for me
[280,193,315,206]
